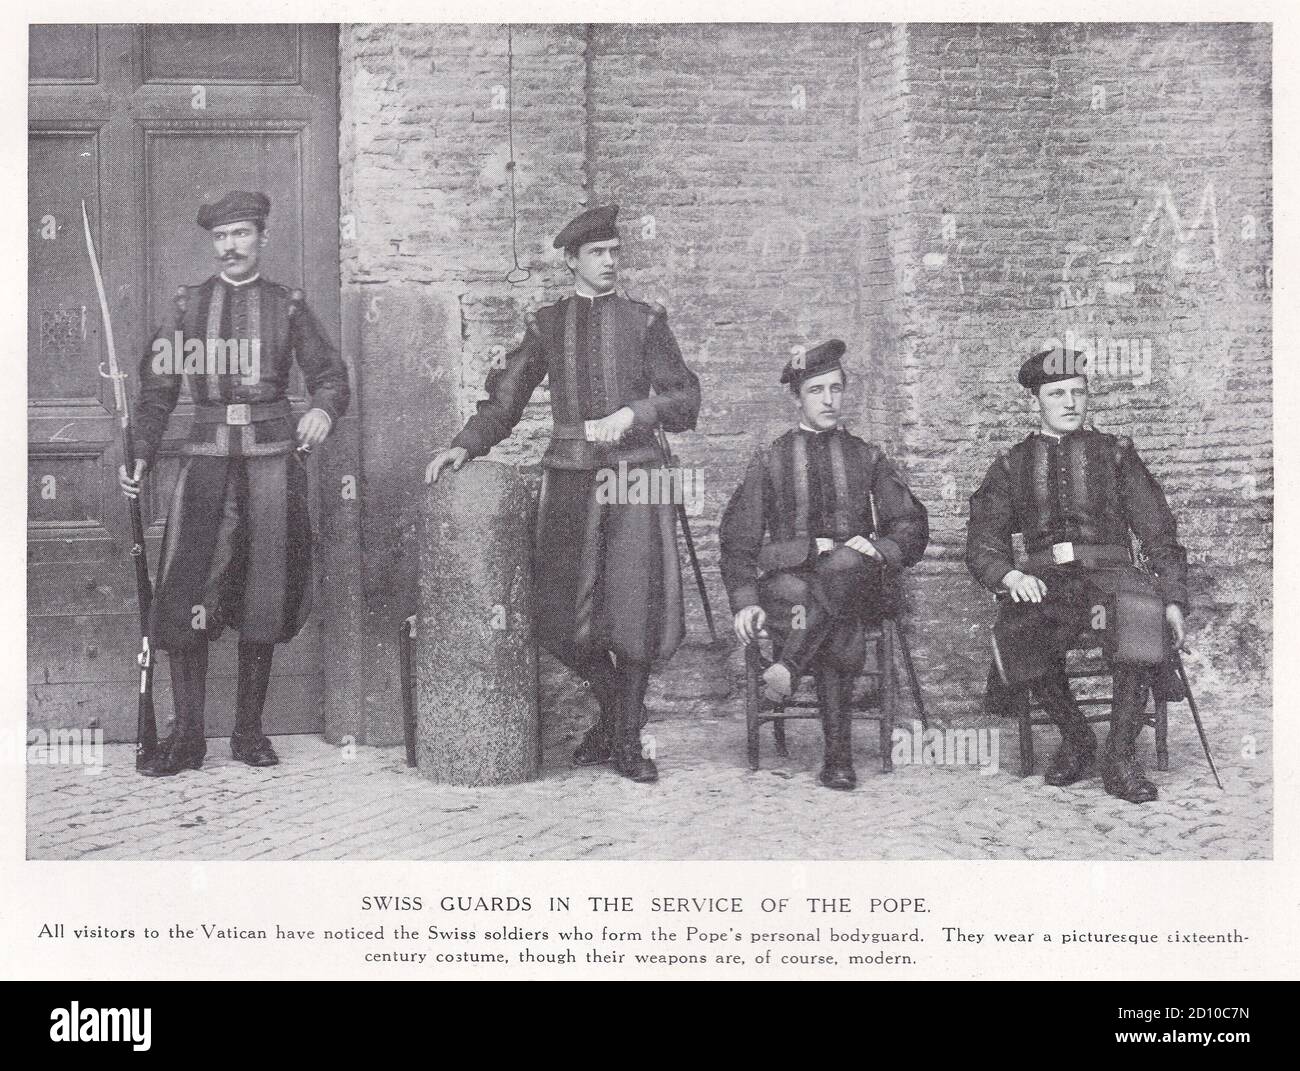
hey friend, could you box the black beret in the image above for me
[1018,346,1088,392]
[780,339,847,387]
[554,204,620,250]
[197,191,270,231]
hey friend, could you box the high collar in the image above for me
[220,272,261,288]
[1035,426,1083,443]
[573,289,615,302]
[797,422,840,436]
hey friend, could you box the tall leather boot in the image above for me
[573,653,618,766]
[1101,668,1157,803]
[231,641,279,767]
[816,668,855,790]
[1032,668,1096,786]
[613,660,657,783]
[139,644,209,777]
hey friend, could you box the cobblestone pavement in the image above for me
[27,698,1270,862]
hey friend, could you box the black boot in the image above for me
[1033,669,1096,787]
[613,660,657,783]
[816,669,856,790]
[140,645,208,777]
[231,642,279,767]
[573,655,617,766]
[1101,669,1157,803]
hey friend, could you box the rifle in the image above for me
[81,200,157,769]
[655,428,717,642]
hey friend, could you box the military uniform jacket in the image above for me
[719,427,930,613]
[450,291,701,470]
[965,428,1189,607]
[133,275,351,468]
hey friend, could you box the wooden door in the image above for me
[28,24,340,742]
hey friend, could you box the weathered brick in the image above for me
[335,23,1270,740]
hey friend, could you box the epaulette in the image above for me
[627,296,667,326]
[1113,434,1134,471]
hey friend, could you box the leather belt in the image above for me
[1025,542,1131,571]
[550,421,652,443]
[193,400,291,426]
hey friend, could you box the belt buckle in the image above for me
[226,403,251,426]
[1051,541,1076,565]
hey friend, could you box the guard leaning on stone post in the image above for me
[118,191,350,777]
[425,205,702,784]
[719,341,929,789]
[965,350,1189,803]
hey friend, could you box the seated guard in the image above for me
[965,351,1189,803]
[719,341,929,789]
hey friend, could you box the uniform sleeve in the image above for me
[1118,439,1189,608]
[131,297,186,470]
[868,448,929,569]
[966,454,1017,592]
[450,314,549,459]
[624,307,702,433]
[292,298,351,422]
[718,450,771,614]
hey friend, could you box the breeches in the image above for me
[759,546,883,676]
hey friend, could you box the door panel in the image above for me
[28,23,339,743]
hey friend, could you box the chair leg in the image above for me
[879,623,895,773]
[773,718,789,758]
[1155,697,1169,772]
[1019,713,1034,778]
[745,647,761,772]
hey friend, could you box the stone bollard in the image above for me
[417,460,538,785]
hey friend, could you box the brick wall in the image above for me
[334,22,1271,743]
[338,24,588,742]
[899,22,1272,712]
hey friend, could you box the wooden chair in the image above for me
[1009,639,1170,778]
[742,583,927,773]
[1000,533,1177,778]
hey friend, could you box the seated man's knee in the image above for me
[761,572,810,607]
[821,546,870,574]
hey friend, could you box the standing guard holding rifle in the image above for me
[965,350,1189,803]
[119,191,350,777]
[426,204,702,784]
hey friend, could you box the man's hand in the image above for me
[1166,603,1187,651]
[118,459,146,500]
[585,406,635,444]
[1002,569,1048,603]
[425,446,468,484]
[733,605,768,646]
[295,408,332,450]
[844,534,883,560]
